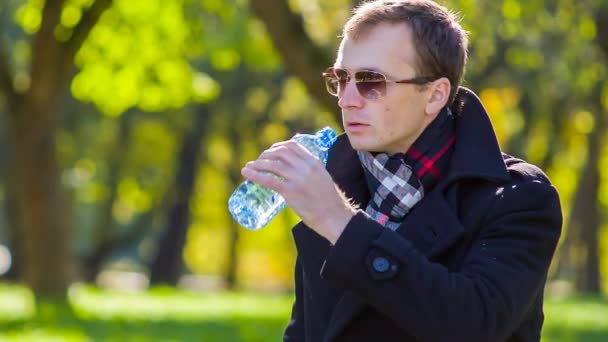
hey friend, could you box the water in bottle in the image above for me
[228,127,338,230]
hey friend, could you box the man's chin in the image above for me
[347,137,381,152]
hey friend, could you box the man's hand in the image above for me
[241,140,356,244]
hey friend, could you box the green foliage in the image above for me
[71,0,218,115]
[288,0,352,48]
[13,0,225,116]
[186,164,233,276]
[116,118,178,216]
[14,0,43,34]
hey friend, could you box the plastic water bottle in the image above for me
[228,126,338,230]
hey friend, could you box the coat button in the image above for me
[372,257,390,273]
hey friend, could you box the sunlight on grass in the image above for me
[68,284,293,321]
[545,297,608,329]
[3,329,90,342]
[1,283,607,341]
[0,283,292,342]
[542,296,608,342]
[0,284,35,321]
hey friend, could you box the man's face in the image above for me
[335,23,436,154]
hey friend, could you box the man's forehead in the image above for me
[336,27,417,74]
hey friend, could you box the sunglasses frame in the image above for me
[322,67,438,100]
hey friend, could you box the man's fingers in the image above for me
[275,140,317,160]
[258,144,308,168]
[259,141,320,167]
[242,139,326,196]
[259,153,297,169]
[245,159,291,179]
[241,165,286,192]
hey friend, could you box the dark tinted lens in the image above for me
[355,71,386,100]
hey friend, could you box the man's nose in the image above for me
[338,80,364,109]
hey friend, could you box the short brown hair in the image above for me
[343,0,468,105]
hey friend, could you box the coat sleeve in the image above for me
[284,257,305,341]
[320,180,562,342]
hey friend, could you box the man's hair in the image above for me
[343,0,468,105]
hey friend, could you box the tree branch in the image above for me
[26,0,112,113]
[595,4,608,58]
[248,0,338,116]
[0,43,18,112]
[64,0,113,60]
[28,0,65,107]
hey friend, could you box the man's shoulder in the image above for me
[492,153,562,224]
[501,153,553,186]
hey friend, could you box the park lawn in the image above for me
[0,284,607,341]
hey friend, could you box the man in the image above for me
[242,0,562,341]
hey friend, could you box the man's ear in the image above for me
[425,77,451,116]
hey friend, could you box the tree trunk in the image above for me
[248,0,337,115]
[5,0,74,297]
[1,178,21,280]
[224,125,243,289]
[574,118,602,293]
[574,1,608,294]
[554,81,604,294]
[149,108,207,286]
[225,218,240,289]
[8,98,74,296]
[0,0,113,297]
[595,4,608,59]
[83,111,135,281]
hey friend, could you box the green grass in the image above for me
[0,284,607,341]
[0,284,292,341]
[542,296,608,342]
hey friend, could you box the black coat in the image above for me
[283,88,563,342]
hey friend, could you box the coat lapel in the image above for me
[397,184,465,259]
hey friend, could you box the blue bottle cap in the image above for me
[315,126,338,149]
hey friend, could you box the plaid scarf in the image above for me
[357,107,456,230]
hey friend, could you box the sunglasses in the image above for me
[322,67,438,100]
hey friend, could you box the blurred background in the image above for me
[0,0,607,341]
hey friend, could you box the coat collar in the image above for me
[327,87,510,197]
[442,87,511,185]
